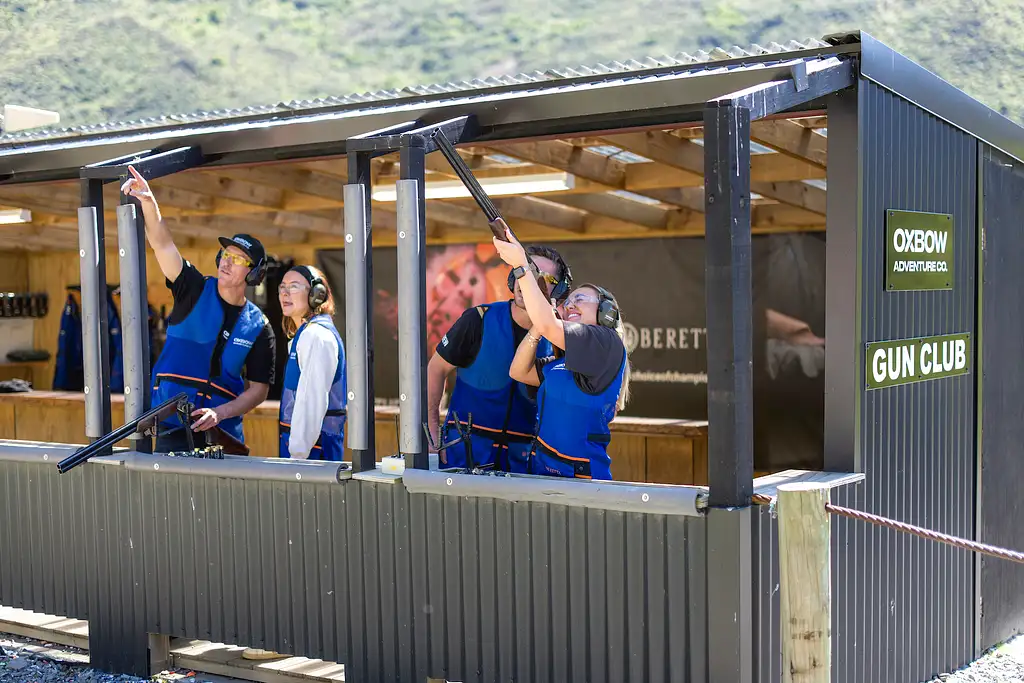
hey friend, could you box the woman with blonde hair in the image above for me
[493,229,631,481]
[277,265,347,461]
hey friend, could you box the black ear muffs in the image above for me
[591,285,620,329]
[246,256,267,287]
[295,265,329,310]
[216,249,267,287]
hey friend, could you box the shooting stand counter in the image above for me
[0,391,712,485]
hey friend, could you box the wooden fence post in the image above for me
[778,482,831,683]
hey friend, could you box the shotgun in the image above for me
[429,128,518,244]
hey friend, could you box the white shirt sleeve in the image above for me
[288,324,340,459]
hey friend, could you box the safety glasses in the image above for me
[220,252,252,268]
[278,282,310,295]
[561,291,601,308]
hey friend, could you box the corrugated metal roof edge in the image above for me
[0,36,843,148]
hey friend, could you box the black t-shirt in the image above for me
[538,322,624,395]
[166,260,276,386]
[435,302,528,368]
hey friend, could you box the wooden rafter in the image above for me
[750,120,828,169]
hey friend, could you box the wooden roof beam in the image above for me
[750,120,828,169]
[486,140,628,189]
[603,130,826,214]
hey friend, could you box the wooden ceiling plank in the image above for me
[548,193,669,230]
[750,120,828,168]
[217,166,348,204]
[156,172,285,210]
[486,140,628,188]
[750,180,826,215]
[492,196,587,234]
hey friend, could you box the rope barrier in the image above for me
[752,493,1024,566]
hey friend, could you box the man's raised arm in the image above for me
[121,165,183,282]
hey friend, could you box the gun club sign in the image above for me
[865,333,970,390]
[885,209,954,291]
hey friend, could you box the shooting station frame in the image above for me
[1,29,1024,683]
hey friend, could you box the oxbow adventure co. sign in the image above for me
[885,209,954,291]
[865,333,970,390]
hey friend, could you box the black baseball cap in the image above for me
[218,234,265,268]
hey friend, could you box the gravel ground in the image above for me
[4,630,1024,682]
[926,634,1024,682]
[0,636,238,683]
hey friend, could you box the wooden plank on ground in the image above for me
[0,606,90,649]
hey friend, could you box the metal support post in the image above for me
[397,140,428,470]
[116,196,152,451]
[703,102,754,508]
[346,152,376,473]
[78,178,113,442]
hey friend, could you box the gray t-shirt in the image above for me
[537,322,625,395]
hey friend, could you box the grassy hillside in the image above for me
[1,0,1022,129]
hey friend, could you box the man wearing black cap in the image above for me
[122,166,276,452]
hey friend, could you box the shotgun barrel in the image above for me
[429,128,520,243]
[56,392,190,474]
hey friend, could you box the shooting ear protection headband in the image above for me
[216,249,268,287]
[293,265,329,310]
[585,284,620,329]
[507,248,573,301]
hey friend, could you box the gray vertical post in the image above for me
[78,177,112,443]
[399,140,429,470]
[823,88,860,473]
[703,101,754,683]
[344,182,370,459]
[347,152,376,473]
[395,178,426,465]
[116,202,149,447]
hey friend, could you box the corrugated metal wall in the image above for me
[0,451,709,683]
[754,79,979,683]
[979,146,1024,649]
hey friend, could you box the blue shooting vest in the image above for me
[529,347,626,481]
[443,300,552,472]
[278,314,347,461]
[54,293,84,391]
[151,277,266,443]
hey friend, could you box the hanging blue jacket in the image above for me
[279,314,347,461]
[107,289,124,394]
[443,300,552,472]
[53,292,84,391]
[529,349,626,481]
[151,277,267,444]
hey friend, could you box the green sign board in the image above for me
[865,333,971,390]
[885,209,954,291]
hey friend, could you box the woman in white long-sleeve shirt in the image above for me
[277,265,347,460]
